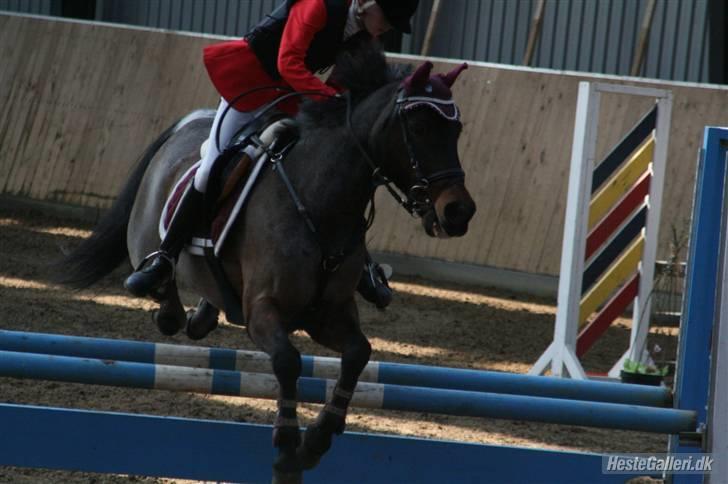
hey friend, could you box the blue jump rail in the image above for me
[0,403,649,484]
[0,350,696,434]
[0,329,672,407]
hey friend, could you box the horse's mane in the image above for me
[297,33,410,129]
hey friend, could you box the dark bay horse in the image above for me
[57,42,475,482]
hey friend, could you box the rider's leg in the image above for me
[193,99,255,193]
[125,98,253,298]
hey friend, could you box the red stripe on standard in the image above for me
[576,274,640,357]
[585,172,651,261]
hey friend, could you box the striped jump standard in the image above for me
[530,81,672,379]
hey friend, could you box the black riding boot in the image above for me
[356,252,393,309]
[124,184,205,298]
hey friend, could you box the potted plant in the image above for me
[620,358,669,386]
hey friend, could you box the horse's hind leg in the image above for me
[247,298,302,483]
[153,283,187,336]
[298,299,371,470]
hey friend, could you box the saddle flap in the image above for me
[160,117,298,256]
[160,161,248,252]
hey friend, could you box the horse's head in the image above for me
[378,61,476,238]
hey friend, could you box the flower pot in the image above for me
[620,370,664,386]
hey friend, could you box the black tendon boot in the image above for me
[356,252,393,309]
[124,184,205,298]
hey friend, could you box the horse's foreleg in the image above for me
[152,283,187,336]
[298,300,371,470]
[247,298,302,481]
[185,298,219,340]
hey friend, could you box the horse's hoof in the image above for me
[185,299,219,340]
[152,309,185,336]
[185,309,218,340]
[273,450,302,483]
[296,445,323,471]
[296,425,333,470]
[271,469,302,484]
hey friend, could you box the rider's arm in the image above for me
[278,0,339,98]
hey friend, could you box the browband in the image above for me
[397,95,461,121]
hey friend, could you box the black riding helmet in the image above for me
[375,0,419,34]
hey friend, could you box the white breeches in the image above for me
[194,98,254,192]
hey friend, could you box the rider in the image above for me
[124,0,420,308]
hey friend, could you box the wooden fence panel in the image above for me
[2,15,727,276]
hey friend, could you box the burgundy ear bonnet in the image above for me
[399,62,468,120]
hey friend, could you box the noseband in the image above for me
[347,89,465,218]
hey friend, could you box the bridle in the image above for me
[347,88,465,218]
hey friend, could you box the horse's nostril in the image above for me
[444,201,473,226]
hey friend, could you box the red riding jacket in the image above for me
[203,0,352,115]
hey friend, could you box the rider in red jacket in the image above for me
[125,0,420,308]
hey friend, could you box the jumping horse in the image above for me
[56,41,476,482]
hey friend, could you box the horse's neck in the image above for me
[289,89,393,228]
[288,132,372,229]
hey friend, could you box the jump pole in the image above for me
[0,349,695,434]
[0,329,672,407]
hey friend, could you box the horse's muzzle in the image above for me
[442,200,476,235]
[423,185,476,238]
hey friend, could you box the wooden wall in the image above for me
[2,14,728,277]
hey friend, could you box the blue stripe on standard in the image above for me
[212,368,242,395]
[297,376,328,403]
[0,330,156,364]
[0,350,156,389]
[581,206,647,294]
[300,355,315,377]
[209,348,238,371]
[591,107,657,193]
[378,384,694,434]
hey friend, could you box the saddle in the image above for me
[160,116,299,257]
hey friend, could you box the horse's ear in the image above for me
[403,61,434,93]
[439,63,469,88]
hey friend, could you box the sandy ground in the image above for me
[0,205,678,483]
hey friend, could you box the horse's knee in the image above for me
[247,300,302,380]
[344,334,371,375]
[272,343,302,382]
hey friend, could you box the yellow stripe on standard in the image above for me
[579,235,645,326]
[588,136,655,229]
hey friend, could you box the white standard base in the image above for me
[529,343,587,380]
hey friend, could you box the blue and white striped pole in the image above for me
[0,329,672,407]
[0,350,695,434]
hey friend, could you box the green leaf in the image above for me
[622,358,668,376]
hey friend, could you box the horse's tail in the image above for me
[53,110,212,289]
